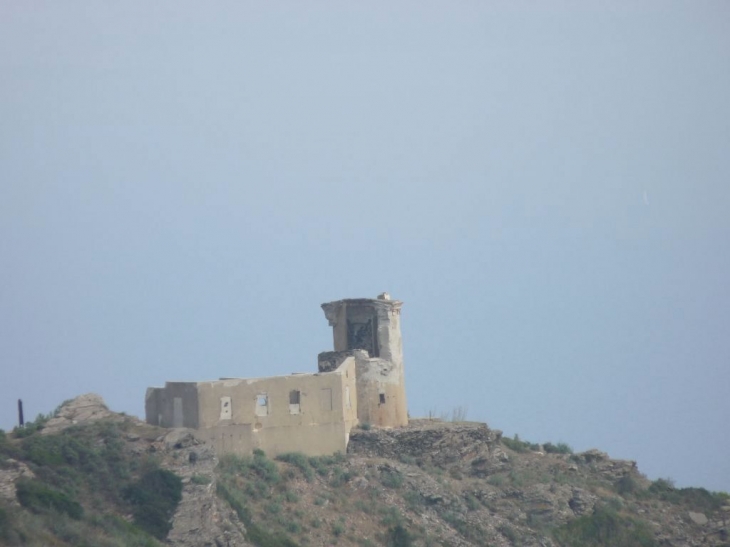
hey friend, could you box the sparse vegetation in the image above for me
[464,493,480,511]
[191,473,212,485]
[387,524,413,547]
[543,442,573,454]
[275,452,315,481]
[450,406,468,422]
[502,434,540,453]
[552,505,656,547]
[331,521,345,536]
[380,468,404,489]
[216,479,300,547]
[3,399,726,547]
[615,474,641,495]
[403,490,424,511]
[12,413,52,439]
[15,478,84,519]
[645,478,730,514]
[0,414,173,546]
[124,468,183,539]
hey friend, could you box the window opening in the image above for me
[379,393,386,404]
[220,396,232,420]
[255,393,269,416]
[289,390,301,414]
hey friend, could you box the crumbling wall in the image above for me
[321,295,408,428]
[145,383,199,429]
[190,359,356,457]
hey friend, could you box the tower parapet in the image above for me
[320,294,408,427]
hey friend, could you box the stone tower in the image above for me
[319,293,408,428]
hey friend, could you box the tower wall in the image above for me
[321,294,407,428]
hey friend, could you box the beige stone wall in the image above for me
[321,296,408,428]
[145,382,199,429]
[146,294,409,457]
[192,358,357,457]
[354,354,408,428]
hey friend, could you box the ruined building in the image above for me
[145,294,407,456]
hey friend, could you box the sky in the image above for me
[1,2,728,492]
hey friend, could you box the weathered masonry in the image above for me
[145,294,407,457]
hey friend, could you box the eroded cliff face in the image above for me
[1,397,728,547]
[159,430,250,547]
[346,420,729,547]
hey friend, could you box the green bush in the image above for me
[464,493,480,511]
[12,413,53,439]
[308,454,346,477]
[615,474,641,496]
[217,472,301,547]
[252,451,280,484]
[380,506,403,527]
[552,505,656,546]
[387,524,413,547]
[124,468,182,539]
[647,478,729,514]
[544,442,573,454]
[19,422,131,507]
[265,500,283,515]
[498,524,518,543]
[22,431,93,467]
[15,478,83,519]
[191,474,211,485]
[331,522,345,536]
[284,489,300,503]
[275,452,314,481]
[219,451,280,486]
[329,466,356,487]
[380,469,404,489]
[502,434,540,453]
[403,490,423,511]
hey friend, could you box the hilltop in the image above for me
[1,395,728,547]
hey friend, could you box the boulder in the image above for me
[41,393,121,435]
[688,511,708,526]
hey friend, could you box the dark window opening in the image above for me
[379,393,386,404]
[290,390,302,414]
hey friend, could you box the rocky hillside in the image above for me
[1,395,728,547]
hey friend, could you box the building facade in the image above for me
[145,294,407,456]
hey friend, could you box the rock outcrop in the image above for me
[41,393,122,435]
[161,432,250,547]
[0,459,35,506]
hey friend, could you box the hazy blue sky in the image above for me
[1,2,728,491]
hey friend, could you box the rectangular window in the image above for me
[379,393,386,405]
[289,390,301,415]
[255,393,269,416]
[220,396,232,420]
